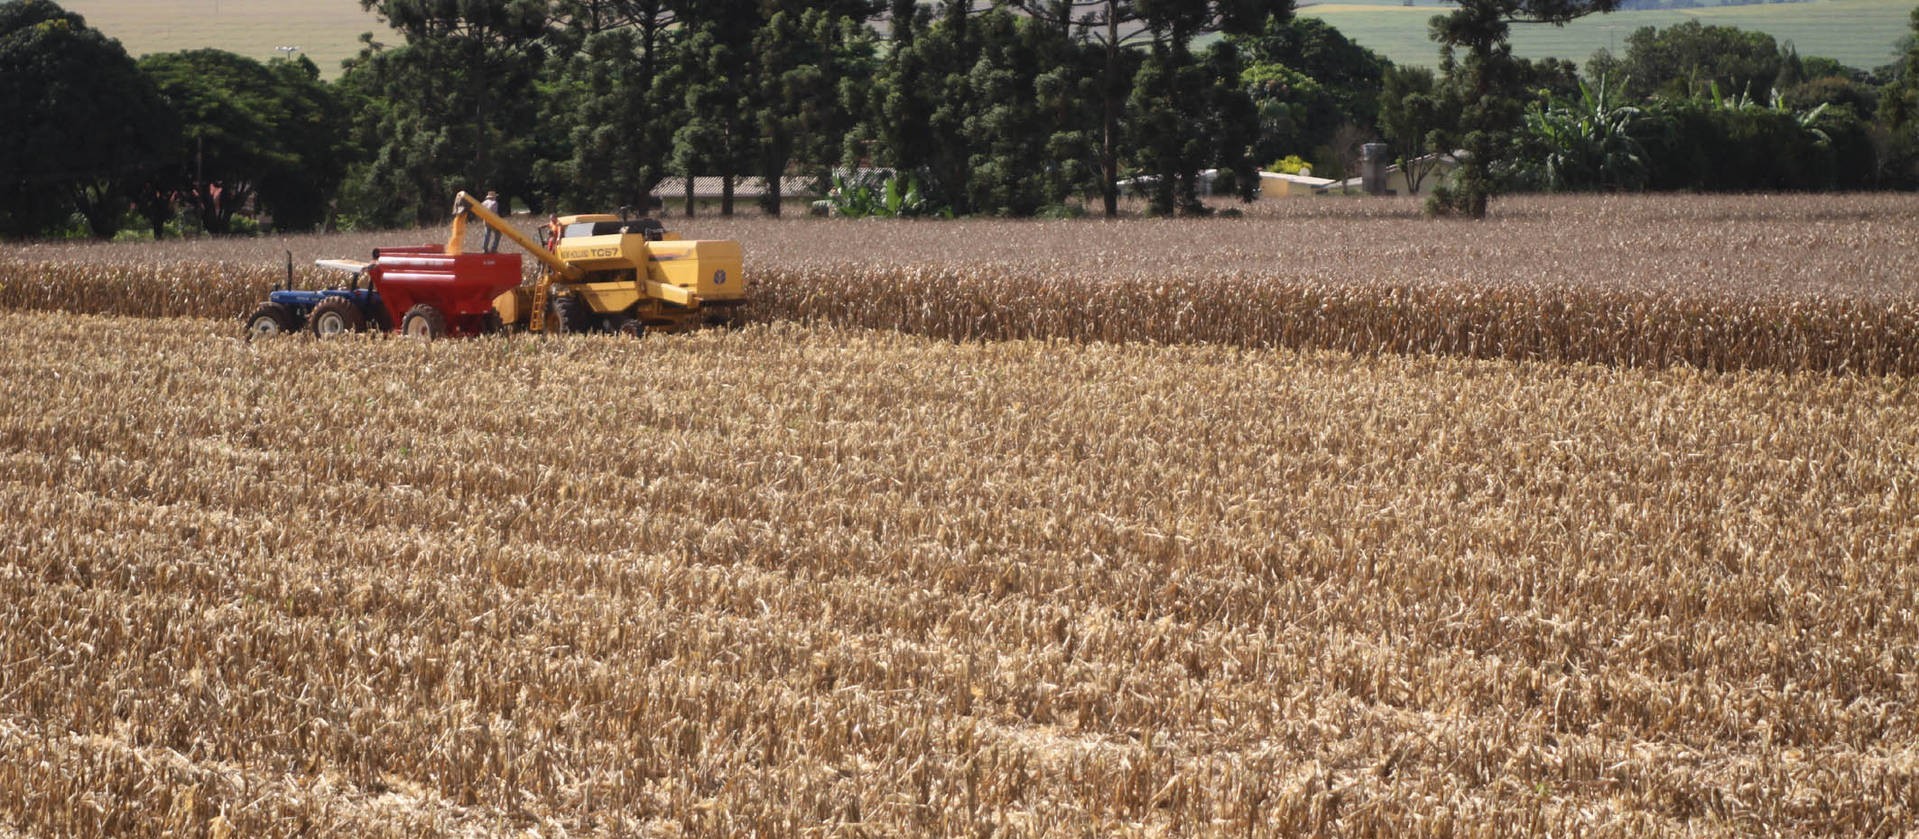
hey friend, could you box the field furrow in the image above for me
[2,303,1916,835]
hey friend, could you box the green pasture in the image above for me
[1301,0,1917,71]
[58,0,381,77]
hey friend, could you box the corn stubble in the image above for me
[4,194,1917,374]
[1,304,1914,836]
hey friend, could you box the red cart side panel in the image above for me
[368,249,522,334]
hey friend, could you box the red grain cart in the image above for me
[249,246,525,340]
[366,246,523,338]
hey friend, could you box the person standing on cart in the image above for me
[480,190,503,252]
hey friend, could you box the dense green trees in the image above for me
[536,0,681,212]
[1426,0,1622,218]
[1234,17,1387,176]
[1007,0,1147,216]
[141,50,349,233]
[959,8,1098,215]
[1511,11,1899,194]
[1881,9,1919,184]
[1376,65,1456,193]
[1126,1,1289,215]
[855,1,1104,216]
[751,3,879,216]
[338,0,548,227]
[853,1,973,214]
[0,0,176,237]
[665,0,758,216]
[1588,20,1783,102]
[1002,0,1286,216]
[10,0,1919,238]
[1516,77,1648,191]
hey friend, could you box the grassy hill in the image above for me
[60,0,383,77]
[1301,0,1917,71]
[55,0,1919,77]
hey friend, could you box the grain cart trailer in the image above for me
[244,247,523,340]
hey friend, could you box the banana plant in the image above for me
[830,170,942,218]
[1705,80,1834,147]
[1523,75,1650,192]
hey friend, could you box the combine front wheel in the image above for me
[401,304,447,340]
[245,302,298,338]
[309,298,366,337]
[548,295,592,334]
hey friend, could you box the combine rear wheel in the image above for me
[548,295,593,334]
[401,304,447,340]
[245,302,298,338]
[309,298,366,337]
[610,316,645,338]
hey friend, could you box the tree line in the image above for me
[5,0,1919,237]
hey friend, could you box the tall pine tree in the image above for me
[342,0,548,225]
[669,0,760,215]
[753,2,879,216]
[1128,0,1287,215]
[1428,0,1620,218]
[538,0,681,212]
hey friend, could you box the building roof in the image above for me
[1259,171,1338,188]
[654,176,821,199]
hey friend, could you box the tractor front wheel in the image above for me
[245,302,298,338]
[309,297,366,338]
[401,304,447,340]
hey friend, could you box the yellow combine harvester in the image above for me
[450,191,747,336]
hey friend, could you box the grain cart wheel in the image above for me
[401,304,447,340]
[309,297,366,338]
[548,295,593,334]
[245,302,298,338]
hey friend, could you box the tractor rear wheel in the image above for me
[245,302,298,338]
[401,304,447,340]
[548,295,593,334]
[309,297,366,338]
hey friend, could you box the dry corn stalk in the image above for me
[0,308,1913,836]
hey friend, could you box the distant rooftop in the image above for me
[655,176,821,199]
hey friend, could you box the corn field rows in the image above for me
[3,310,1915,835]
[755,265,1919,374]
[4,194,1917,374]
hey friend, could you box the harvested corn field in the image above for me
[4,194,1919,835]
[6,194,1919,373]
[2,302,1915,835]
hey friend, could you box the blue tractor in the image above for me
[244,257,387,338]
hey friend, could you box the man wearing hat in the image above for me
[480,190,503,253]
